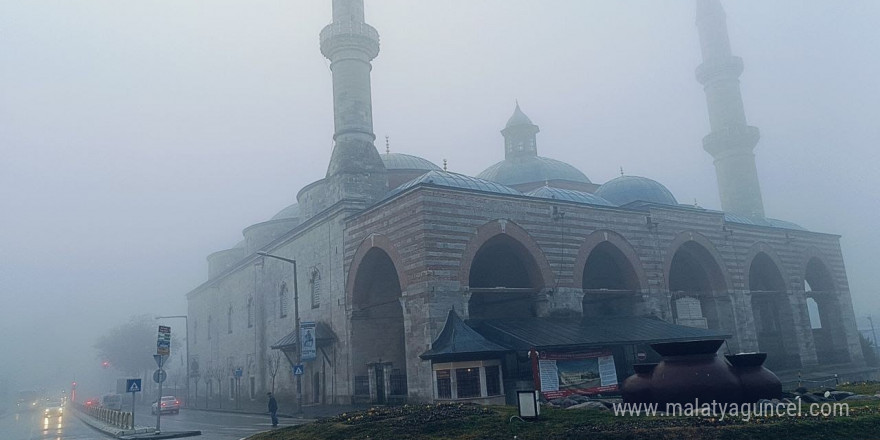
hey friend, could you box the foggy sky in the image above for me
[1,1,878,392]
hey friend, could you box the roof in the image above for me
[420,310,511,361]
[595,175,678,206]
[381,153,441,171]
[271,321,337,350]
[386,170,522,199]
[477,156,591,186]
[723,213,806,231]
[506,102,534,128]
[271,203,301,220]
[470,316,728,351]
[525,185,613,207]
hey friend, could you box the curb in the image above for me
[184,407,316,421]
[73,409,153,437]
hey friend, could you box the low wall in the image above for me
[73,402,134,430]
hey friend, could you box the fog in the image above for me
[1,1,878,397]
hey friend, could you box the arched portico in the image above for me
[803,254,850,364]
[575,230,646,318]
[747,251,801,370]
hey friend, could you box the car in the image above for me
[151,396,180,415]
[101,394,123,411]
[43,400,64,418]
[84,397,101,408]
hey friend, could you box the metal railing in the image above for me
[390,374,407,396]
[354,375,370,396]
[73,402,134,430]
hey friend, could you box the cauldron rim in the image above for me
[650,339,725,357]
[632,363,658,374]
[725,352,768,367]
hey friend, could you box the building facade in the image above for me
[186,0,865,407]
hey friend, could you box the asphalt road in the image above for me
[0,405,291,440]
[0,407,112,440]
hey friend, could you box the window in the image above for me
[193,320,198,345]
[455,368,481,398]
[230,377,235,400]
[280,283,289,318]
[249,376,255,400]
[207,315,212,340]
[310,269,321,309]
[247,297,254,328]
[436,370,451,399]
[227,305,233,334]
[485,365,501,396]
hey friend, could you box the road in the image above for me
[0,405,290,440]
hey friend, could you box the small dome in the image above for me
[387,170,521,199]
[381,153,441,171]
[477,156,591,187]
[271,203,300,220]
[526,186,612,206]
[595,175,677,206]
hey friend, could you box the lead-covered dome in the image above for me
[381,153,441,171]
[595,175,677,206]
[477,156,591,187]
[526,185,612,206]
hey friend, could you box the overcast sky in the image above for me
[1,1,878,393]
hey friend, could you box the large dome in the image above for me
[381,153,441,171]
[476,156,591,187]
[271,203,301,220]
[595,175,678,206]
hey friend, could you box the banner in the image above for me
[300,321,316,361]
[536,350,618,399]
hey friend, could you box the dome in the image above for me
[381,153,441,171]
[595,175,678,206]
[271,203,301,220]
[525,186,613,207]
[387,170,521,199]
[477,156,591,187]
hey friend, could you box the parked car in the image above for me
[151,396,180,415]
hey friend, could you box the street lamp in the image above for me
[155,315,189,408]
[256,251,302,414]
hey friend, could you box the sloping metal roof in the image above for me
[420,310,511,361]
[386,170,522,199]
[270,321,337,350]
[723,213,806,231]
[470,316,728,351]
[525,186,613,207]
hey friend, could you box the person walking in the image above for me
[267,392,279,427]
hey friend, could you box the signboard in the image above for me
[157,325,171,356]
[234,368,243,378]
[292,364,304,376]
[153,369,167,383]
[536,350,618,399]
[126,379,142,393]
[300,322,316,361]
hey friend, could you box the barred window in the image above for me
[455,368,481,398]
[436,370,451,399]
[280,283,289,318]
[247,297,254,328]
[310,269,321,309]
[485,365,501,396]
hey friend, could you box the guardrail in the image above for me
[73,402,134,430]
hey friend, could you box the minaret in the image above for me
[695,0,765,218]
[501,103,540,159]
[320,0,387,205]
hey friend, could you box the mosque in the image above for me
[186,0,866,406]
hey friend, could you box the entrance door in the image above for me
[374,364,385,404]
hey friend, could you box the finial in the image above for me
[442,159,447,171]
[694,198,700,208]
[385,135,390,154]
[619,166,624,176]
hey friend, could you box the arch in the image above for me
[665,234,732,334]
[746,250,800,370]
[801,251,849,364]
[575,230,647,318]
[346,234,407,306]
[742,243,790,291]
[663,231,731,292]
[459,220,555,290]
[573,230,648,290]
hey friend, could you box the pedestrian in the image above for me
[267,392,279,427]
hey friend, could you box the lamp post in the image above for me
[155,315,189,408]
[256,251,302,414]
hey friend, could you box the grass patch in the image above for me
[247,399,880,440]
[837,381,880,396]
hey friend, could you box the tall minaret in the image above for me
[320,0,387,205]
[695,0,765,218]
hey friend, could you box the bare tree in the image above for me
[209,366,225,409]
[267,350,282,394]
[202,373,212,408]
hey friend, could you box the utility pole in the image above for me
[257,252,303,414]
[868,315,878,348]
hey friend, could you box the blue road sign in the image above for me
[126,379,142,393]
[234,368,243,378]
[292,364,304,376]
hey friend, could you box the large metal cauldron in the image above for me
[644,339,742,405]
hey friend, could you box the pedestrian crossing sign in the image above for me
[292,364,304,375]
[126,378,142,393]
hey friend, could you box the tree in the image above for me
[94,315,158,376]
[209,366,224,409]
[859,333,878,366]
[267,350,283,394]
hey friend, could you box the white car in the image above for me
[43,400,64,418]
[151,396,180,415]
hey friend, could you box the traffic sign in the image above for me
[154,354,167,368]
[157,325,171,356]
[126,379,142,393]
[292,364,304,376]
[153,369,167,383]
[234,368,243,378]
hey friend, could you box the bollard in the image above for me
[835,374,840,385]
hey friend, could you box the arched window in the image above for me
[227,305,233,334]
[193,319,198,345]
[247,297,254,328]
[207,315,212,340]
[280,283,289,318]
[310,268,322,309]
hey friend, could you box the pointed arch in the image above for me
[346,233,407,306]
[458,219,554,290]
[745,245,801,370]
[573,230,647,291]
[800,248,849,364]
[663,231,730,292]
[574,230,647,318]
